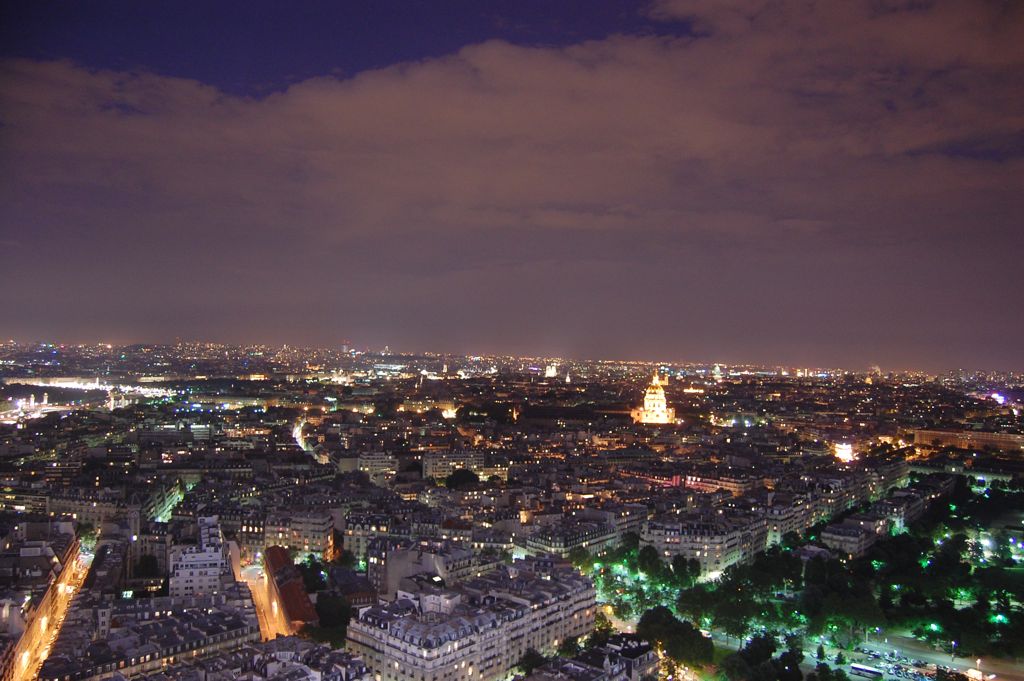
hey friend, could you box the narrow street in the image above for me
[13,550,88,681]
[241,565,293,640]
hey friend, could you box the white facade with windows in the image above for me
[346,565,595,681]
[168,516,228,598]
[640,509,767,577]
[265,509,334,557]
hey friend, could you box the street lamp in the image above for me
[950,641,957,663]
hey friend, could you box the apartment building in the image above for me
[640,509,768,577]
[520,521,618,558]
[346,564,595,681]
[343,513,396,562]
[168,516,228,598]
[820,524,877,559]
[264,510,333,558]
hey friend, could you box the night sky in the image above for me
[1,1,1022,371]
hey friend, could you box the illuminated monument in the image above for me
[631,373,676,424]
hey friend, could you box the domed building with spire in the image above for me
[631,373,676,424]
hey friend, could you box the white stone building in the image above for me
[346,564,596,681]
[264,509,334,558]
[640,509,768,577]
[168,516,229,598]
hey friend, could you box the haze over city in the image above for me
[2,1,1023,371]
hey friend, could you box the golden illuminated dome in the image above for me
[631,372,675,424]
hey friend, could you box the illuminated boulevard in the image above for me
[241,564,293,641]
[12,550,88,681]
[858,637,1024,681]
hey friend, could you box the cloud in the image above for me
[1,2,1023,368]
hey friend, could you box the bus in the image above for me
[850,664,885,679]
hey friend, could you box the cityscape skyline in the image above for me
[2,5,1023,681]
[1,335,1022,377]
[1,331,1022,681]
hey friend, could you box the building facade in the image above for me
[346,565,596,681]
[168,516,229,598]
[640,510,768,577]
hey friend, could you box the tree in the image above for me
[770,637,805,681]
[445,468,480,489]
[298,554,327,592]
[713,595,759,642]
[516,649,548,675]
[613,597,635,621]
[78,522,98,552]
[315,592,352,629]
[638,545,664,578]
[637,606,713,666]
[740,634,778,666]
[810,664,849,681]
[588,610,614,648]
[989,532,1013,566]
[782,531,803,550]
[569,546,594,573]
[752,660,780,681]
[809,590,884,648]
[775,649,804,681]
[558,636,582,657]
[834,652,846,666]
[331,548,357,568]
[672,555,700,588]
[720,653,753,681]
[813,664,841,681]
[816,644,826,661]
[621,531,641,552]
[678,584,717,626]
[765,548,804,591]
[804,557,841,588]
[300,591,355,649]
